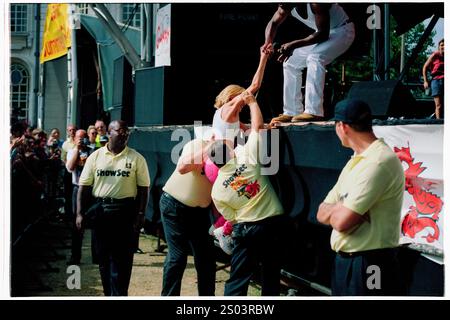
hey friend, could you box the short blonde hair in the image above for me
[87,125,96,133]
[214,84,245,109]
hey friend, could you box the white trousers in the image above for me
[282,23,355,116]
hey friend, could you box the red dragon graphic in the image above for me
[394,145,442,243]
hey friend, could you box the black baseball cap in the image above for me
[332,99,372,124]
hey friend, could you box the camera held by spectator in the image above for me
[81,137,90,147]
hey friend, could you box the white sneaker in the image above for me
[208,224,216,236]
[213,226,233,255]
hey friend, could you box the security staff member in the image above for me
[316,99,404,296]
[76,120,150,296]
[159,137,217,296]
[209,91,285,296]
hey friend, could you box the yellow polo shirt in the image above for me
[163,139,212,208]
[324,139,404,252]
[212,131,284,223]
[79,145,150,199]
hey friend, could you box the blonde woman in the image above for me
[212,46,272,140]
[208,47,272,255]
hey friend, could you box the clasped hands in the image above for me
[261,42,293,63]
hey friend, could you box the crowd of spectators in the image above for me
[10,121,109,244]
[11,123,61,241]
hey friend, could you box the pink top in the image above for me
[430,51,444,80]
[204,158,219,184]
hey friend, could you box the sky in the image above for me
[424,17,444,48]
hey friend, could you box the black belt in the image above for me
[337,248,397,258]
[97,197,134,204]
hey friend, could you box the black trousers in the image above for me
[64,171,73,216]
[159,192,216,296]
[93,202,137,296]
[70,185,83,263]
[332,248,404,296]
[70,185,98,264]
[224,215,286,296]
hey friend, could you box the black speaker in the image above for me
[111,56,134,124]
[347,80,418,119]
[112,56,125,109]
[134,66,172,126]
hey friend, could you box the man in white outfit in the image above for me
[263,3,355,124]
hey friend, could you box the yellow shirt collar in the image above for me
[349,138,384,169]
[104,145,129,157]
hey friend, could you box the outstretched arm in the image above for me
[277,4,331,62]
[225,47,272,123]
[246,47,271,95]
[262,5,289,53]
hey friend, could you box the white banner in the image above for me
[155,4,171,67]
[373,124,444,259]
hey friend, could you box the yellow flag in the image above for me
[40,4,71,64]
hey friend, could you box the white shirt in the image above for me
[291,3,348,31]
[212,108,240,141]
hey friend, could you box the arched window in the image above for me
[10,63,30,122]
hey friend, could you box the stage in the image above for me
[129,118,444,296]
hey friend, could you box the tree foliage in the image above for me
[390,19,436,82]
[328,18,436,89]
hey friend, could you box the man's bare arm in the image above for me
[262,5,289,52]
[277,4,331,62]
[317,201,367,232]
[134,186,149,232]
[76,185,93,230]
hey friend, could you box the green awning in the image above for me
[80,15,141,111]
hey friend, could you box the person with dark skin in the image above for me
[263,3,355,124]
[76,120,150,296]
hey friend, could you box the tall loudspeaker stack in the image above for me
[346,80,418,119]
[134,66,171,126]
